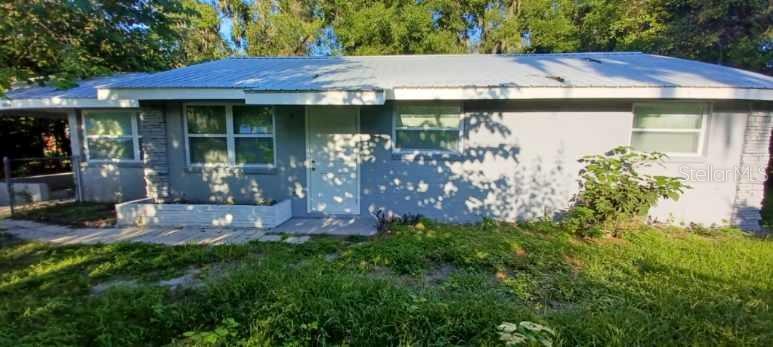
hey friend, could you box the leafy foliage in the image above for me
[374,209,424,233]
[498,321,556,346]
[217,0,771,75]
[220,0,324,55]
[0,0,228,93]
[178,318,240,346]
[563,146,689,237]
[2,0,769,93]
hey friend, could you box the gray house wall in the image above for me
[73,110,146,202]
[162,103,308,216]
[79,164,146,202]
[361,101,754,226]
[75,99,772,229]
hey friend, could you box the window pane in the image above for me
[189,137,228,164]
[397,113,460,129]
[631,132,700,153]
[634,104,703,129]
[87,138,134,160]
[187,106,226,134]
[234,106,273,134]
[396,130,459,151]
[399,105,460,117]
[235,138,274,165]
[85,112,133,136]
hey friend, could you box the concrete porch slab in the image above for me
[270,217,377,236]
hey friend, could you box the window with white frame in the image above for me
[631,103,708,156]
[394,104,463,153]
[83,110,140,161]
[185,105,275,167]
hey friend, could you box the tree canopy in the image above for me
[0,0,770,94]
[220,0,771,74]
[0,0,228,92]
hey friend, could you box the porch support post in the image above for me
[66,110,84,202]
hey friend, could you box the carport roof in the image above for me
[1,73,147,110]
[5,73,148,99]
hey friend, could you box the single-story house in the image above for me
[2,52,772,230]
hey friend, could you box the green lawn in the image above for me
[1,221,772,346]
[9,202,116,227]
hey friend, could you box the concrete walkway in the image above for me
[0,219,311,246]
[271,216,378,236]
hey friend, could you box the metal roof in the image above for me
[4,73,149,99]
[109,52,773,91]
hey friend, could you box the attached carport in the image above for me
[0,73,144,208]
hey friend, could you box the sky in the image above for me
[219,17,234,46]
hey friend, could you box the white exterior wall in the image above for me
[367,100,757,227]
[645,106,748,226]
[468,102,749,226]
[116,198,292,228]
[463,106,632,220]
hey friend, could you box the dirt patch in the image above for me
[92,267,210,295]
[90,279,140,295]
[563,255,584,272]
[158,267,202,290]
[424,264,457,285]
[492,269,520,284]
[590,235,629,246]
[366,263,458,287]
[546,300,579,313]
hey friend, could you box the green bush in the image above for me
[563,146,689,237]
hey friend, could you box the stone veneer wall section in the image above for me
[139,106,170,201]
[733,103,773,232]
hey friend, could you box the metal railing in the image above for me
[2,156,81,215]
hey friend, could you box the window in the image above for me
[185,105,275,167]
[83,111,140,162]
[394,104,463,153]
[631,103,708,156]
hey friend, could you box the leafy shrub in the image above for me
[563,146,689,237]
[497,321,556,346]
[176,318,240,346]
[374,209,425,233]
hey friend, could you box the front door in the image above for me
[306,106,360,214]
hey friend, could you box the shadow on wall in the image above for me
[82,163,146,203]
[360,108,573,223]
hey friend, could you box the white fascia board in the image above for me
[0,97,138,110]
[245,90,385,105]
[390,87,773,101]
[98,88,246,101]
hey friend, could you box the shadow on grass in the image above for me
[10,202,117,227]
[1,224,773,345]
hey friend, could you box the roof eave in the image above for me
[389,86,773,101]
[0,97,138,111]
[95,85,773,105]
